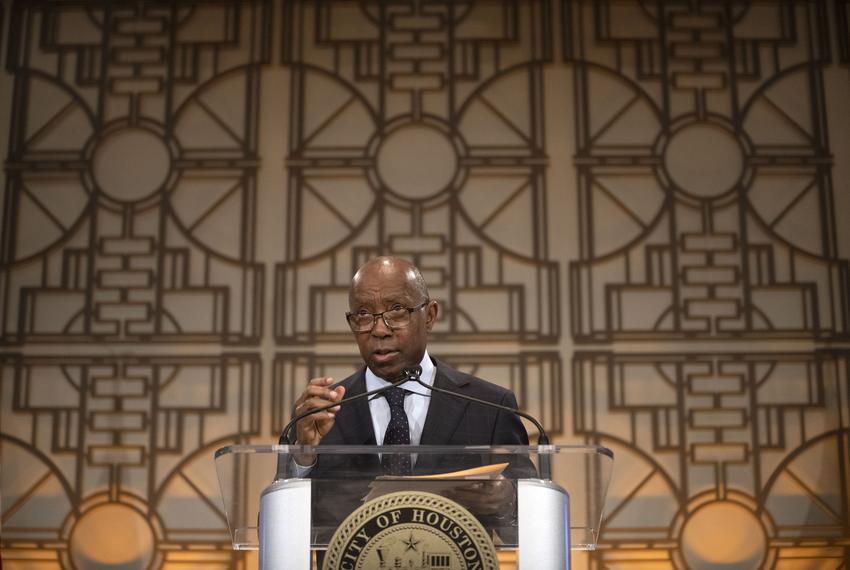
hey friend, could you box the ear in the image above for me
[424,300,438,332]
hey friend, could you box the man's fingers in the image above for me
[297,396,341,415]
[301,385,337,401]
[299,378,344,398]
[308,376,334,386]
[315,414,339,436]
[296,410,337,445]
[456,482,491,494]
[299,408,337,421]
[304,376,334,392]
[294,378,341,407]
[293,377,341,446]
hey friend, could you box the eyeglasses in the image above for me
[345,300,430,333]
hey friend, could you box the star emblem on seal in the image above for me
[402,532,421,552]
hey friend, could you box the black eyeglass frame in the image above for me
[345,300,430,332]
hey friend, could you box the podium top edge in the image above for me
[214,444,614,459]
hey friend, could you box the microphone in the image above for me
[403,365,553,478]
[278,368,416,445]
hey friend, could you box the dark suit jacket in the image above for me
[301,357,532,539]
[318,356,529,449]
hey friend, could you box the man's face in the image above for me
[348,263,437,380]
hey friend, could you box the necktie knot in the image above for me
[383,386,407,410]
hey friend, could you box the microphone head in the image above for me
[402,365,422,379]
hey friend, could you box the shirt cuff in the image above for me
[290,455,317,477]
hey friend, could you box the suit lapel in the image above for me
[419,361,470,445]
[335,370,377,445]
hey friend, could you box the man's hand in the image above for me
[444,476,515,517]
[294,377,346,444]
[292,377,346,465]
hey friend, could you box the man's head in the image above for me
[347,256,438,380]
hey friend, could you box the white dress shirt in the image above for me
[365,350,436,445]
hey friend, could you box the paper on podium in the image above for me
[362,462,509,502]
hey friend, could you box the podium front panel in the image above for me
[215,444,612,565]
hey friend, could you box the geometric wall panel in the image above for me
[1,2,848,569]
[564,0,850,342]
[0,1,270,345]
[273,351,563,442]
[0,353,260,568]
[574,350,850,568]
[276,0,559,344]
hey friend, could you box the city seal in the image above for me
[322,491,499,570]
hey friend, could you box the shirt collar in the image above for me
[365,350,436,396]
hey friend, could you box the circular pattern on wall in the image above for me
[69,502,156,569]
[663,122,745,199]
[374,123,460,200]
[91,127,172,203]
[679,500,768,569]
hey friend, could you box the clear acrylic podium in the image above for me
[215,444,612,569]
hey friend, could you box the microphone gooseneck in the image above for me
[403,365,550,445]
[404,364,552,479]
[278,365,553,479]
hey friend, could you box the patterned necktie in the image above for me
[382,387,411,475]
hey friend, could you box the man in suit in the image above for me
[288,256,530,532]
[291,255,528,455]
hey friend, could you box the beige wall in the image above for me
[1,1,848,568]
